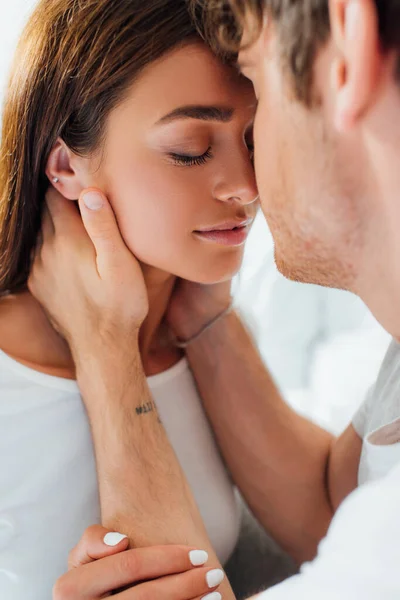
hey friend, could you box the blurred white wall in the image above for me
[237,214,390,432]
[0,1,37,100]
[0,0,391,433]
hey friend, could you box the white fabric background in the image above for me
[0,0,391,434]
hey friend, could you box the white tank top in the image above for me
[0,350,240,600]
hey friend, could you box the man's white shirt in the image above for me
[259,462,400,599]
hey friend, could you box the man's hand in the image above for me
[54,525,224,600]
[29,187,148,365]
[167,278,232,342]
[30,187,236,600]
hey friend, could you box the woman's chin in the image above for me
[185,262,242,285]
[144,249,244,285]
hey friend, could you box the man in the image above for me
[31,0,400,598]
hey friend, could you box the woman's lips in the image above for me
[193,224,251,246]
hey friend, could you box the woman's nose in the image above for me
[213,154,258,206]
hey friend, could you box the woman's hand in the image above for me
[29,187,149,363]
[53,525,223,600]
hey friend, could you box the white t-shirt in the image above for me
[353,339,400,485]
[259,339,400,599]
[258,462,400,599]
[0,350,240,600]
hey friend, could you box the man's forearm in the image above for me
[185,310,334,564]
[77,343,235,598]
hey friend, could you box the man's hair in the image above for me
[190,0,400,104]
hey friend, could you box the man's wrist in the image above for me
[174,302,234,348]
[171,299,233,341]
[75,335,143,405]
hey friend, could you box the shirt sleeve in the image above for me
[352,337,398,439]
[255,463,400,600]
[352,385,374,439]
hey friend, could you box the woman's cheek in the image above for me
[104,161,201,262]
[114,193,188,265]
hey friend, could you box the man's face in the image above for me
[238,22,368,291]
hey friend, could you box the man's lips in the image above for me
[193,219,253,246]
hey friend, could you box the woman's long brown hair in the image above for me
[0,0,200,294]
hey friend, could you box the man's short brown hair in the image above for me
[190,0,400,104]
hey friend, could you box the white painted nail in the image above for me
[202,593,222,600]
[103,532,128,546]
[189,550,209,566]
[206,569,225,588]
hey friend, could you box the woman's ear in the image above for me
[46,139,88,200]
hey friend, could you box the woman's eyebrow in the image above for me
[156,105,234,125]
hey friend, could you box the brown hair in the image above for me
[192,0,400,103]
[0,0,201,294]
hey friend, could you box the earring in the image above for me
[52,177,59,184]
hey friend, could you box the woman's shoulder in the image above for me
[0,291,76,380]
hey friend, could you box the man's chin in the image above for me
[275,254,312,284]
[274,250,349,290]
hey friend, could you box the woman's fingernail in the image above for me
[189,550,209,566]
[83,191,104,210]
[206,569,225,588]
[103,532,128,546]
[202,593,222,600]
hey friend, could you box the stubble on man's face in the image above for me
[239,26,363,292]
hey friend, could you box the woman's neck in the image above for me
[139,266,177,366]
[0,268,179,379]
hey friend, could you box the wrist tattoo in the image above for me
[135,401,155,416]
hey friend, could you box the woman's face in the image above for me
[88,41,258,284]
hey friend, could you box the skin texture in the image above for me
[13,0,400,595]
[238,0,400,340]
[47,40,258,285]
[45,40,258,369]
[0,41,258,374]
[171,0,400,565]
[54,524,224,600]
[0,40,259,600]
[239,26,365,292]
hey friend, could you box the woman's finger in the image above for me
[41,203,55,242]
[68,526,129,570]
[116,565,225,600]
[54,544,210,600]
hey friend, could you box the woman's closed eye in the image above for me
[169,147,213,167]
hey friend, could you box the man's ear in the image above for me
[46,139,88,200]
[330,0,382,132]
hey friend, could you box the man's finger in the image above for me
[41,204,55,243]
[78,188,130,276]
[68,526,129,570]
[46,185,83,234]
[31,205,53,264]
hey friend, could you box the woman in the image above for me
[0,0,259,597]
